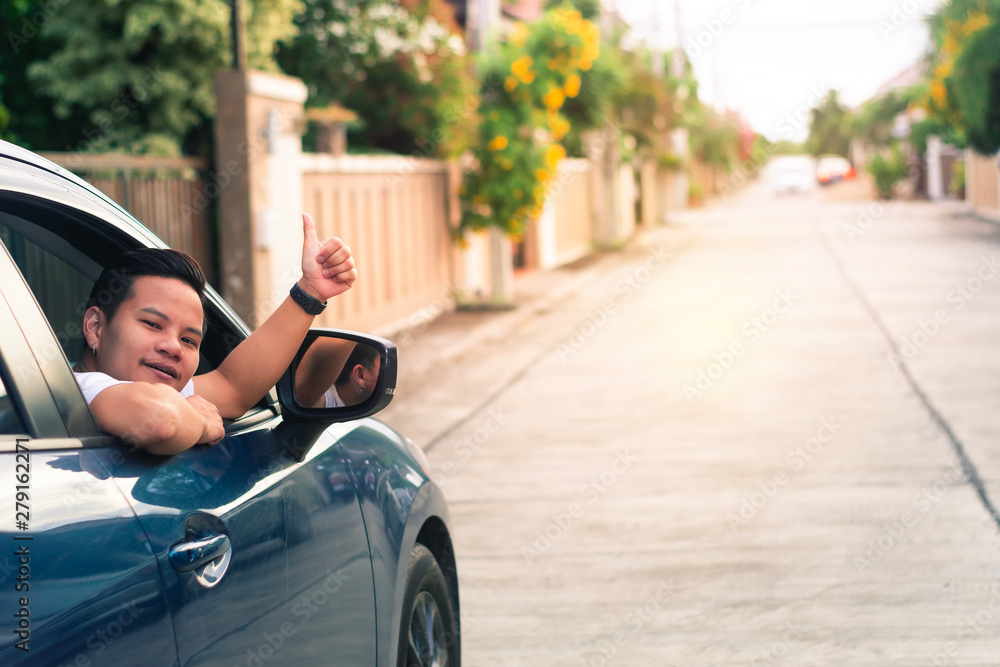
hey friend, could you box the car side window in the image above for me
[0,201,271,422]
[0,223,92,365]
[0,208,232,377]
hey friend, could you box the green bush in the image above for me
[868,147,908,199]
[950,160,966,197]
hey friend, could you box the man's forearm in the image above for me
[212,292,317,417]
[92,383,206,455]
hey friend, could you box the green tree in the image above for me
[806,90,851,157]
[1,0,93,148]
[924,0,1000,154]
[688,106,740,172]
[23,0,300,155]
[276,0,478,157]
[849,88,913,149]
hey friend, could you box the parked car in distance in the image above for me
[0,140,460,667]
[816,154,855,185]
[770,156,815,194]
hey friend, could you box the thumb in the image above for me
[302,213,319,252]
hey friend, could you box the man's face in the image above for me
[92,276,204,391]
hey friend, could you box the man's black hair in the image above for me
[86,248,208,327]
[334,342,379,389]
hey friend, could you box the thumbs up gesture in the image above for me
[299,212,357,301]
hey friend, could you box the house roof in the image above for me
[872,62,925,98]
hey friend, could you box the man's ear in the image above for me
[82,306,104,348]
[350,364,365,385]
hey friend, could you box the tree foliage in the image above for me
[923,0,1000,154]
[276,0,478,157]
[806,89,852,157]
[688,106,742,171]
[19,0,300,154]
[0,0,91,148]
[849,87,913,149]
[544,0,600,20]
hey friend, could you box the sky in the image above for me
[609,0,941,142]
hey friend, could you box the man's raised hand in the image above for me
[299,212,357,301]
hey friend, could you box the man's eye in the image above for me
[183,338,199,347]
[143,320,161,329]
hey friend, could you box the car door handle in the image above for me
[169,533,232,573]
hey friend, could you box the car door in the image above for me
[0,182,378,665]
[109,420,378,666]
[0,246,177,667]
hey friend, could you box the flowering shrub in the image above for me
[459,7,599,238]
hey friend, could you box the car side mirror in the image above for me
[276,329,397,423]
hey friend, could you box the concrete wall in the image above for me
[213,70,663,334]
[300,154,465,333]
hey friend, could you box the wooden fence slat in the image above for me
[37,154,215,278]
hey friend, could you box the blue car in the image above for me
[0,141,459,666]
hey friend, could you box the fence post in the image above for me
[214,69,306,328]
[119,168,131,212]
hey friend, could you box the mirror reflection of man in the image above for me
[296,340,381,408]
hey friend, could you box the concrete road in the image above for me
[381,177,1000,666]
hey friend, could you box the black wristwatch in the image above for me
[290,283,327,315]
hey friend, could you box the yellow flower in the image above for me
[543,87,565,110]
[545,144,566,169]
[511,56,534,83]
[552,119,570,141]
[487,135,509,151]
[509,22,529,47]
[931,80,946,104]
[536,168,551,183]
[500,158,514,170]
[564,74,581,98]
[962,11,992,36]
[505,76,518,92]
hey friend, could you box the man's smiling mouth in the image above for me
[144,361,178,379]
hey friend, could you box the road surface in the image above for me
[382,176,1000,666]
